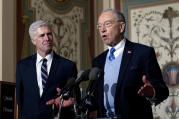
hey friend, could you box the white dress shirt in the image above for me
[36,52,53,96]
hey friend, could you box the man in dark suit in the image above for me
[88,9,169,119]
[16,20,79,119]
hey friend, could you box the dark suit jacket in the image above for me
[92,40,169,119]
[16,52,78,119]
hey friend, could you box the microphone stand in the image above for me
[77,92,94,119]
[54,90,81,119]
[78,76,99,119]
[53,96,64,119]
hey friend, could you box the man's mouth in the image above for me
[44,42,53,46]
[102,34,107,38]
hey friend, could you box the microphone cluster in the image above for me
[60,67,102,99]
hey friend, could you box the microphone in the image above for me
[60,67,102,100]
[60,69,91,99]
[55,69,92,118]
[79,67,102,112]
[75,69,90,85]
[86,67,102,95]
[89,67,102,81]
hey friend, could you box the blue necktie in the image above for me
[109,48,116,61]
[41,58,48,89]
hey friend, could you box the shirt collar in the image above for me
[108,38,126,51]
[36,51,53,64]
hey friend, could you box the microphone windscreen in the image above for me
[63,78,76,90]
[81,69,90,81]
[89,67,102,81]
[77,70,84,78]
[60,77,76,96]
[75,69,90,84]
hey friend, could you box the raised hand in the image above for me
[137,75,155,98]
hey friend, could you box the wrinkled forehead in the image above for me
[36,26,51,34]
[98,12,116,23]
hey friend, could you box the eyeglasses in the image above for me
[97,20,120,30]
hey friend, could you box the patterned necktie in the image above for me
[41,58,48,90]
[109,47,116,61]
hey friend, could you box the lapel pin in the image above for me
[128,51,132,54]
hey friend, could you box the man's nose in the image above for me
[44,34,50,40]
[100,26,107,33]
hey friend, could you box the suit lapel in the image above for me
[92,50,108,111]
[117,40,134,85]
[114,40,135,112]
[41,53,59,95]
[48,53,59,84]
[29,55,40,98]
[98,51,108,69]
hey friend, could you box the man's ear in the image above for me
[31,39,36,45]
[120,22,125,33]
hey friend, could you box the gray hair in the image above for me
[102,8,126,23]
[29,20,51,40]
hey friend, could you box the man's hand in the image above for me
[46,88,76,107]
[137,75,155,98]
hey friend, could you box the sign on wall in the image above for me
[0,82,16,119]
